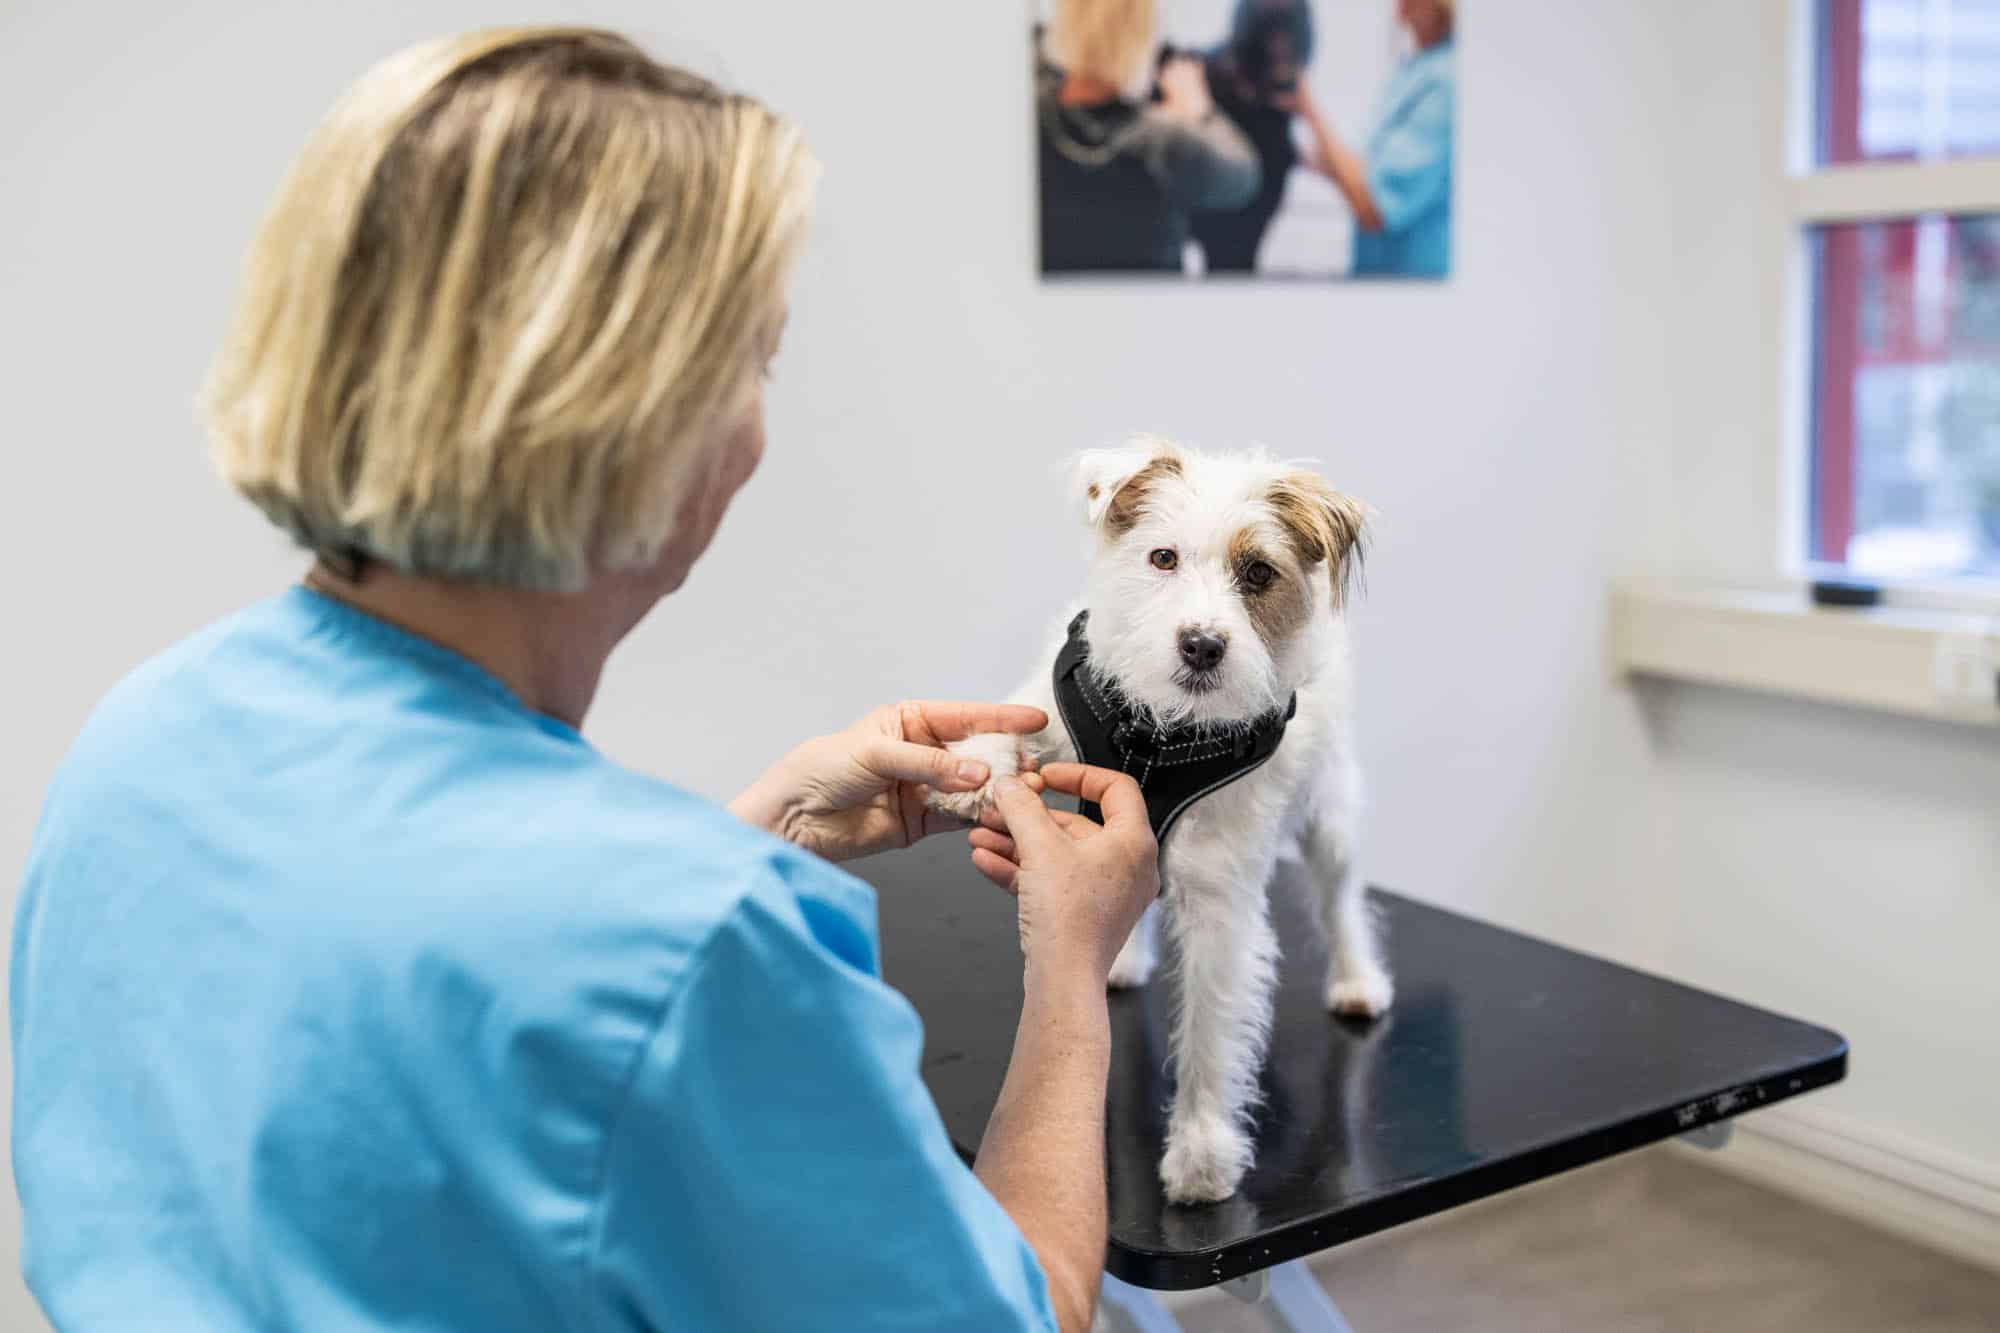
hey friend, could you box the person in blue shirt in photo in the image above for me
[1291,0,1457,278]
[10,28,1160,1333]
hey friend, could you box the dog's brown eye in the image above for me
[1242,560,1277,590]
[1149,548,1179,571]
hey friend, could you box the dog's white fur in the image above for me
[930,437,1391,1205]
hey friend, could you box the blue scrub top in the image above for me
[11,587,1054,1332]
[1351,39,1455,279]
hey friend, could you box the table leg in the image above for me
[1095,1261,1357,1333]
[1679,1121,1734,1151]
[1222,1260,1357,1333]
[1095,1273,1186,1333]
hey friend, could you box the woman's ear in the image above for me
[1074,435,1185,533]
[1268,470,1371,604]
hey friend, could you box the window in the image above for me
[1796,0,2000,586]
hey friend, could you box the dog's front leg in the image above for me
[1157,836,1280,1205]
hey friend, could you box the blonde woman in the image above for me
[1038,0,1260,272]
[11,29,1156,1333]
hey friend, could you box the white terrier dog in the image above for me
[931,436,1392,1205]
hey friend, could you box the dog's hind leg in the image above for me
[1156,834,1280,1204]
[1302,782,1392,1018]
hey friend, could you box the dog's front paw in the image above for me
[1159,1115,1252,1205]
[923,733,1030,822]
[1326,966,1394,1019]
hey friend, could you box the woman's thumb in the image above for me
[988,776,1060,857]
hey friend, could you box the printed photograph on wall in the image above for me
[1034,0,1456,280]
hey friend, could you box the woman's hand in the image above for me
[1157,55,1215,123]
[969,764,1159,981]
[1282,68,1322,110]
[729,702,1048,863]
[969,764,1158,1332]
[1284,81,1383,231]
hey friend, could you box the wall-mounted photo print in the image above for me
[1035,0,1456,280]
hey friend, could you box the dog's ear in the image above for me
[1268,470,1370,604]
[1075,436,1184,534]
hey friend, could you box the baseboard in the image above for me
[1673,1104,2000,1274]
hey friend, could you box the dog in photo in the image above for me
[930,435,1391,1205]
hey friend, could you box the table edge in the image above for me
[1101,1042,1848,1290]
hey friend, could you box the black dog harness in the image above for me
[1051,611,1295,848]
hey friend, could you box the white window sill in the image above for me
[1609,578,2000,727]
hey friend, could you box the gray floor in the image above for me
[1174,1147,2000,1333]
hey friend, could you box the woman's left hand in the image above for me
[729,701,1047,863]
[1157,55,1216,123]
[1273,77,1323,126]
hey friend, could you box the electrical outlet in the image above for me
[1931,634,1999,708]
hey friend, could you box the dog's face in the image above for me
[1077,438,1366,729]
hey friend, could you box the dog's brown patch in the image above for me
[1266,472,1368,604]
[1103,453,1183,535]
[1228,528,1314,647]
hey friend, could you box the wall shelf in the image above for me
[1609,578,2000,728]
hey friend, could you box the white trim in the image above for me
[1770,207,1812,576]
[1673,1104,2000,1276]
[1780,0,1813,178]
[1609,577,2000,725]
[1767,0,1813,580]
[1788,157,2000,225]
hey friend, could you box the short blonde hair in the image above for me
[202,28,817,589]
[1046,0,1159,93]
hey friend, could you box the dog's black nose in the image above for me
[1178,628,1228,672]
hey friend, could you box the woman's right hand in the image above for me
[1156,55,1215,123]
[970,764,1159,981]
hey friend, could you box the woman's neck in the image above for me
[304,562,629,728]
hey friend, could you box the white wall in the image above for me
[19,0,1931,1326]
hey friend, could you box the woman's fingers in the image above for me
[973,771,1043,826]
[985,776,1068,861]
[979,800,1094,839]
[867,738,989,792]
[970,815,1089,866]
[968,827,1016,861]
[1033,763,1151,837]
[900,701,1048,744]
[1045,808,1100,841]
[969,846,1021,894]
